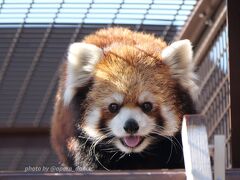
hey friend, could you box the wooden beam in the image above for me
[0,170,185,180]
[0,134,50,148]
[182,115,212,180]
[1,170,240,180]
[226,169,240,180]
[227,0,240,168]
[177,0,222,44]
[0,127,49,135]
[193,5,226,66]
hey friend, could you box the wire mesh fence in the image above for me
[196,23,231,168]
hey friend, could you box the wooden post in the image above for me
[182,115,212,180]
[214,135,225,180]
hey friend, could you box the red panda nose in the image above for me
[124,119,139,134]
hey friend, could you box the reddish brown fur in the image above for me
[51,64,76,166]
[51,27,189,166]
[84,28,183,123]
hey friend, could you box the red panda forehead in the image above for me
[94,55,173,92]
[89,88,157,106]
[89,77,173,107]
[91,45,176,105]
[102,44,163,66]
[95,48,169,80]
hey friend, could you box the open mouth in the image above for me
[120,136,144,148]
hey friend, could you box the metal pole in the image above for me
[227,0,240,168]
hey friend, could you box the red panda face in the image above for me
[63,29,198,154]
[70,44,195,153]
[84,89,180,153]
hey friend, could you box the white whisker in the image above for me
[110,151,119,160]
[166,139,173,163]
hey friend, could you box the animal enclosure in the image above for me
[0,0,239,178]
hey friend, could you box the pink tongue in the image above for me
[123,136,141,148]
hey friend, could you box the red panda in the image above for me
[51,27,198,170]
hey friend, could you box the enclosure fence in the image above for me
[0,0,239,171]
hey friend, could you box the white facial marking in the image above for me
[109,107,155,153]
[83,107,102,138]
[138,91,155,103]
[112,93,124,103]
[104,93,124,104]
[160,105,179,136]
[109,107,155,137]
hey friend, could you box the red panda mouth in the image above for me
[120,136,144,148]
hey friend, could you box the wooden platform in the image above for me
[0,169,240,180]
[0,170,185,180]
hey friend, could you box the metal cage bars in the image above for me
[178,0,240,168]
[196,24,231,168]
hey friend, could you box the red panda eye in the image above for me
[141,102,153,112]
[108,103,120,113]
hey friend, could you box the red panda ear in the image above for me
[64,43,103,105]
[161,39,198,99]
